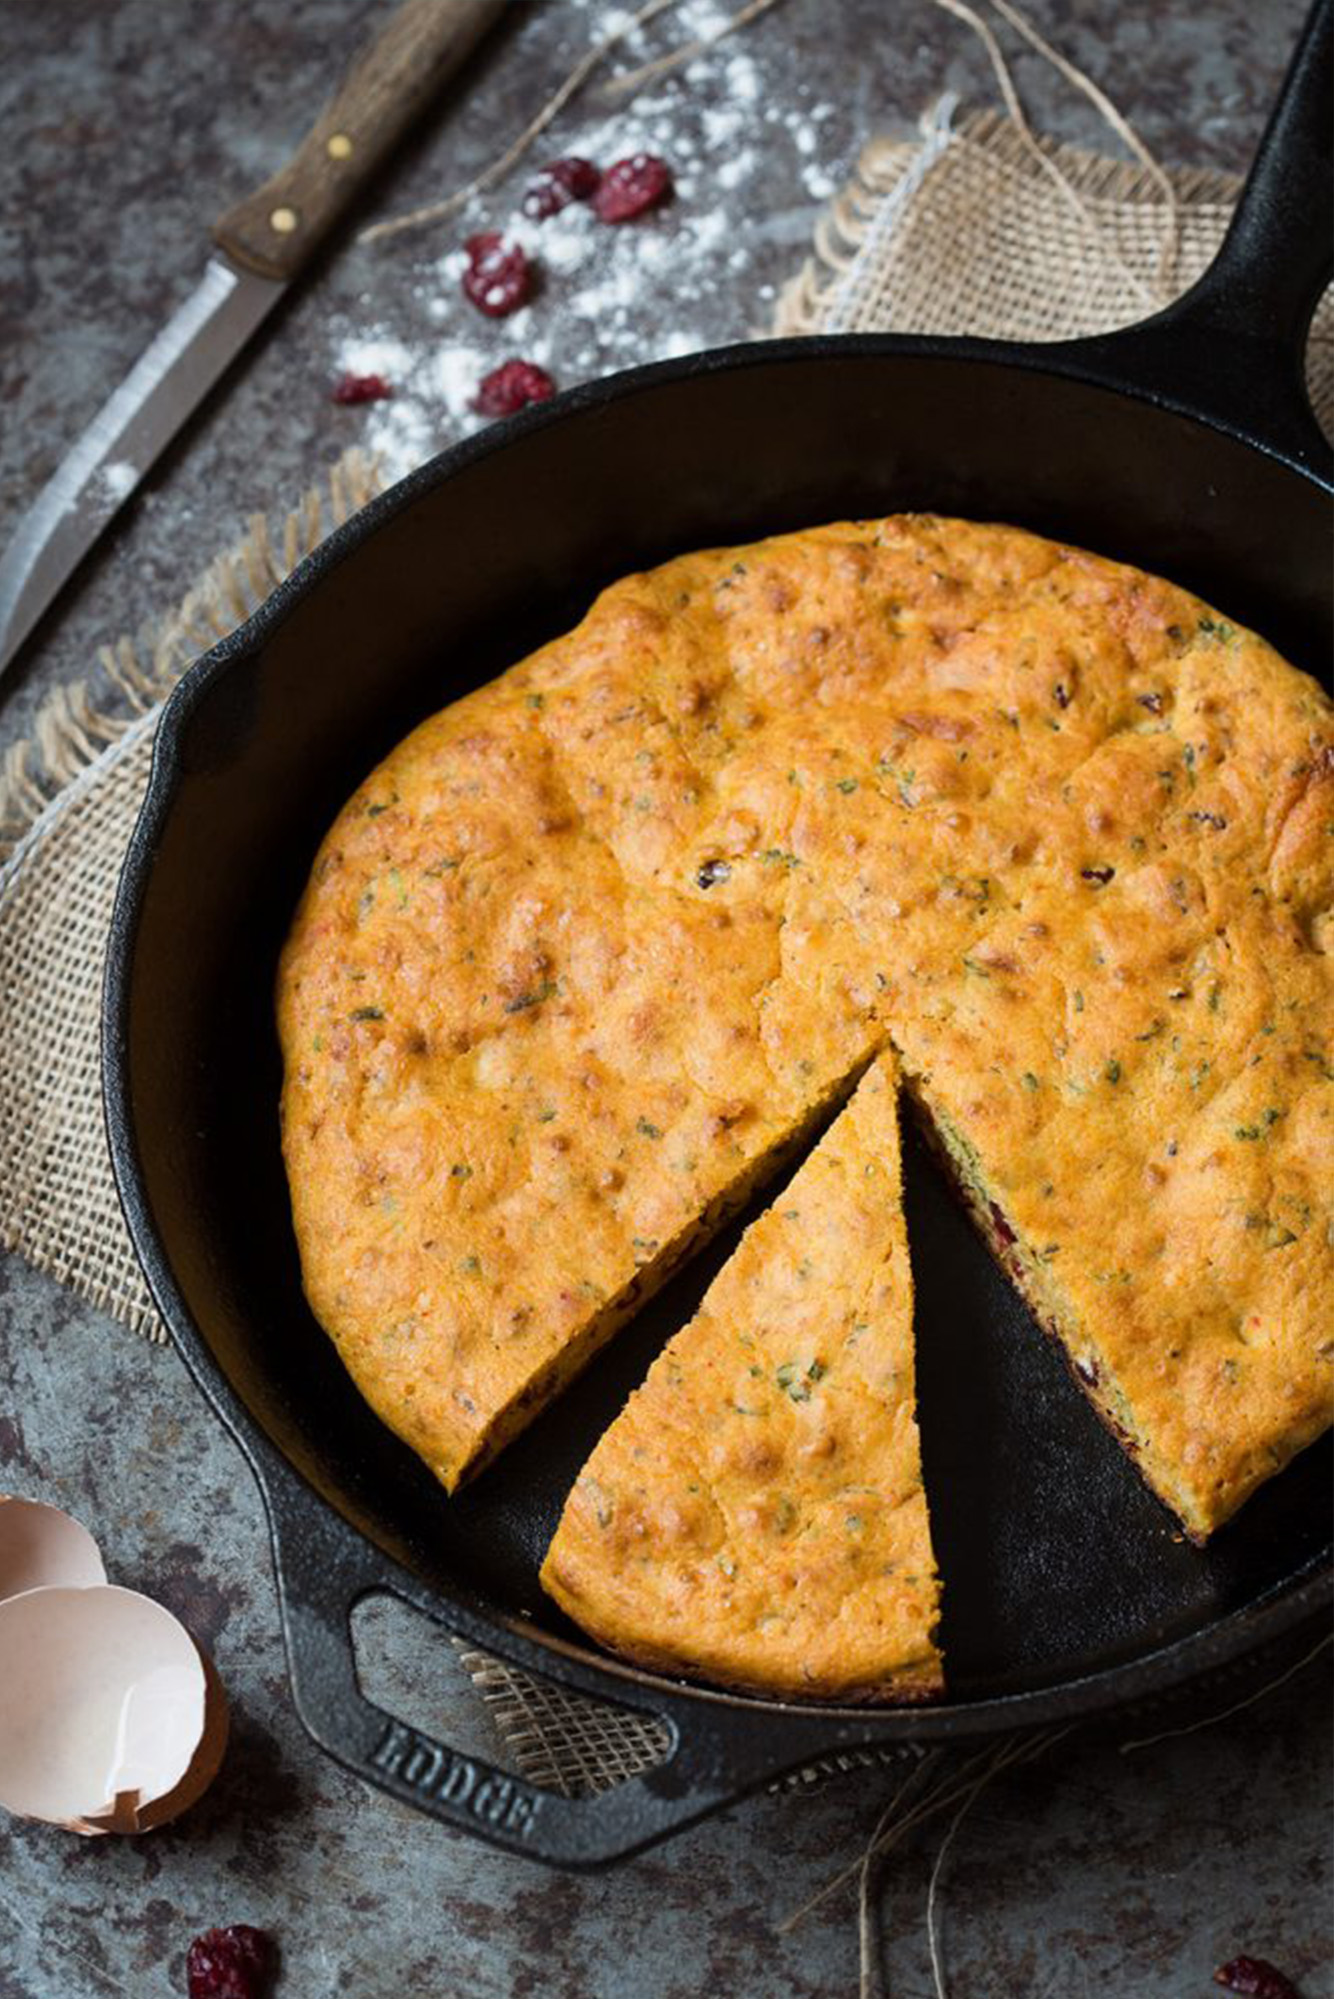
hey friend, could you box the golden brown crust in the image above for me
[541,1053,943,1701]
[278,514,1334,1531]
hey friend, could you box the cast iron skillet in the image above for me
[104,3,1333,1867]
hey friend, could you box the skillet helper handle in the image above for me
[213,0,509,282]
[1099,0,1333,471]
[261,1461,838,1867]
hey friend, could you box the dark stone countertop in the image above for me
[0,1,1329,1994]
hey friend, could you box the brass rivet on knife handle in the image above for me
[211,0,511,282]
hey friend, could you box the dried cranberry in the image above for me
[593,153,674,223]
[1214,1958,1301,1999]
[330,372,393,405]
[523,156,602,219]
[473,359,556,419]
[461,233,533,317]
[988,1200,1017,1248]
[185,1925,272,1999]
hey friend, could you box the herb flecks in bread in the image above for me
[278,515,1334,1534]
[541,1052,941,1700]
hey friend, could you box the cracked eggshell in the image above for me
[0,1496,106,1601]
[123,1645,229,1833]
[0,1582,225,1835]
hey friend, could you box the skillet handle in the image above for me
[1078,0,1333,475]
[258,1455,844,1867]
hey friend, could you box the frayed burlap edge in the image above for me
[773,101,1247,336]
[0,448,383,1347]
[0,448,383,867]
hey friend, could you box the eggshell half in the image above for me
[0,1584,207,1831]
[0,1496,105,1603]
[94,1646,231,1834]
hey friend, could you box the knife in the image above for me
[0,0,511,681]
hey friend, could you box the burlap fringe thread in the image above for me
[0,449,382,866]
[0,449,381,1343]
[776,104,1246,333]
[772,105,1240,333]
[776,102,1334,416]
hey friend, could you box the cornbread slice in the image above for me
[279,514,1334,1532]
[540,1052,941,1700]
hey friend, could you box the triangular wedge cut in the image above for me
[540,1051,943,1702]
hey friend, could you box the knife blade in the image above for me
[0,0,510,681]
[0,260,284,677]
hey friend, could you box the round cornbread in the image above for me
[277,514,1333,1540]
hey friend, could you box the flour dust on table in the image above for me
[329,17,838,482]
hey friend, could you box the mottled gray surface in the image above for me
[0,0,1330,1994]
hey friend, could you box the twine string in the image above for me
[1120,1631,1334,1756]
[359,0,785,247]
[361,0,1181,320]
[602,0,785,99]
[982,0,1180,287]
[842,1629,1332,1999]
[911,1634,1334,1997]
[926,0,1167,313]
[360,0,679,247]
[856,1751,947,1999]
[779,1742,1024,1934]
[779,1728,1071,1996]
[923,1729,1071,1999]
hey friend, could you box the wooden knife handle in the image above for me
[213,0,510,281]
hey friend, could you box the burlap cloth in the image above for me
[3,105,1332,1799]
